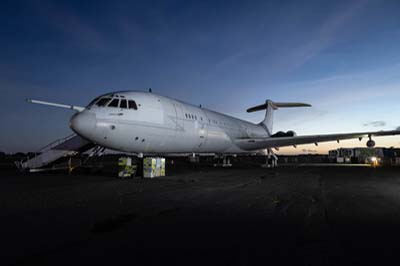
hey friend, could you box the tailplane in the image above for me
[247,100,311,135]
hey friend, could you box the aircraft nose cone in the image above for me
[69,112,97,139]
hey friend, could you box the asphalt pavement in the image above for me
[1,165,400,265]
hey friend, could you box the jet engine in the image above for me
[270,131,284,137]
[271,130,297,138]
[366,139,376,148]
[286,130,297,137]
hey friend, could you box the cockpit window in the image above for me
[87,97,100,107]
[120,99,127,109]
[108,99,120,107]
[90,94,136,109]
[96,98,112,106]
[128,100,138,110]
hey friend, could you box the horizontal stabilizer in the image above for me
[247,100,311,113]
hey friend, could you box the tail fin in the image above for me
[247,100,311,135]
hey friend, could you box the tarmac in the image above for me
[1,163,400,265]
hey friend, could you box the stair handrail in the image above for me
[19,134,77,164]
[38,133,77,153]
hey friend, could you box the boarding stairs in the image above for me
[15,134,95,171]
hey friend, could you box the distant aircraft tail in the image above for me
[247,100,311,135]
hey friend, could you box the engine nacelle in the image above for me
[286,131,297,137]
[271,130,297,138]
[366,140,376,148]
[271,131,286,138]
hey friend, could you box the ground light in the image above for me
[369,156,380,167]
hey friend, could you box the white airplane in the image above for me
[27,90,400,166]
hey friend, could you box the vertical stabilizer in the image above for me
[262,100,276,134]
[247,100,311,135]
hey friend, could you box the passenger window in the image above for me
[120,100,127,109]
[128,100,138,110]
[108,99,120,107]
[96,98,112,106]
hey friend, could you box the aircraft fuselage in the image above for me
[70,91,269,154]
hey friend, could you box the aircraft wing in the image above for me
[235,130,400,150]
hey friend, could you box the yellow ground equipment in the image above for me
[143,157,165,178]
[118,157,137,178]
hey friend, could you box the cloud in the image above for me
[280,0,369,71]
[199,0,370,84]
[363,121,387,127]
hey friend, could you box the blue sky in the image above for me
[1,0,400,153]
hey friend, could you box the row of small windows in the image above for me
[184,113,231,127]
[185,113,206,121]
[185,113,201,120]
[94,97,138,110]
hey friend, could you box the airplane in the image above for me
[26,90,400,167]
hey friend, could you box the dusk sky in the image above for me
[1,0,400,153]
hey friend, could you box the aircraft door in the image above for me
[173,103,184,132]
[197,111,208,151]
[172,103,189,151]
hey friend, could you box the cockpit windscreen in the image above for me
[96,98,112,106]
[88,94,138,110]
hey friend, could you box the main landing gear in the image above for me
[366,135,376,148]
[213,155,233,167]
[262,148,278,168]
